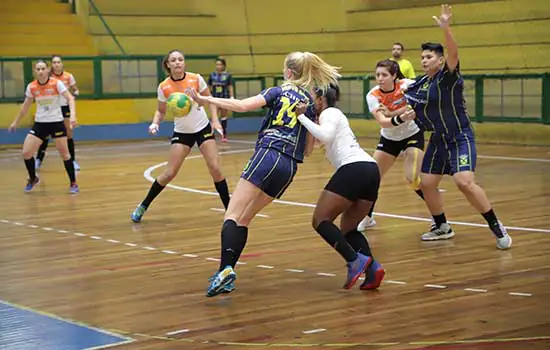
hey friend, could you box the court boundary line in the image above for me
[143,149,550,234]
[2,294,548,348]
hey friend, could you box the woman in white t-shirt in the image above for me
[131,49,229,223]
[35,55,80,171]
[296,84,412,291]
[8,60,79,194]
[358,59,427,231]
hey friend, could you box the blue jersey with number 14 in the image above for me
[256,83,315,163]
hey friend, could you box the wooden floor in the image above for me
[1,136,549,350]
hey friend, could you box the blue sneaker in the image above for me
[131,204,147,223]
[207,266,236,297]
[360,259,385,290]
[208,275,236,294]
[24,177,40,193]
[343,253,371,289]
[69,182,79,194]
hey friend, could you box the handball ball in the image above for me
[166,92,193,117]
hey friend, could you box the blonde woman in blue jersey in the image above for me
[405,4,511,249]
[187,52,341,297]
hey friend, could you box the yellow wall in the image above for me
[0,99,158,128]
[0,0,97,57]
[83,0,550,75]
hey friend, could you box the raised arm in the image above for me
[433,4,458,71]
[186,87,266,113]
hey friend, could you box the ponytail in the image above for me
[315,83,340,107]
[284,51,341,92]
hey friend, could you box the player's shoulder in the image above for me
[367,85,382,98]
[263,85,283,95]
[49,77,62,85]
[185,72,201,80]
[28,80,39,88]
[158,77,172,88]
[320,107,345,121]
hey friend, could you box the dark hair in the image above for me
[375,59,405,80]
[162,49,184,73]
[421,42,444,56]
[216,57,226,68]
[315,83,340,107]
[35,59,49,67]
[393,42,404,50]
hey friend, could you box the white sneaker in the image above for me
[35,158,42,170]
[421,222,455,241]
[73,160,80,171]
[492,221,512,250]
[358,216,377,231]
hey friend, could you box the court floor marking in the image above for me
[0,299,134,350]
[0,218,535,298]
[144,150,550,234]
[2,296,548,349]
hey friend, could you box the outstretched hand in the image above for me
[185,87,206,106]
[433,4,452,28]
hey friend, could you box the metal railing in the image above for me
[1,56,548,124]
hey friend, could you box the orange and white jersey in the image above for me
[25,78,68,123]
[51,71,76,106]
[366,78,419,141]
[157,72,209,133]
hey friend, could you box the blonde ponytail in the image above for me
[284,51,340,91]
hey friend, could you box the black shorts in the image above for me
[29,121,67,141]
[61,105,70,118]
[171,124,215,147]
[376,131,425,157]
[324,161,380,202]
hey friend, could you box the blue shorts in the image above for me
[421,130,477,175]
[241,147,298,199]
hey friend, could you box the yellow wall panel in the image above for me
[345,0,550,29]
[88,16,220,36]
[94,36,251,56]
[244,0,346,34]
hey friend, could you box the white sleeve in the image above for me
[297,108,339,144]
[69,74,77,86]
[57,80,68,94]
[198,75,208,93]
[157,86,167,102]
[25,85,32,98]
[400,79,415,91]
[366,92,380,113]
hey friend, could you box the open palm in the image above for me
[433,4,452,27]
